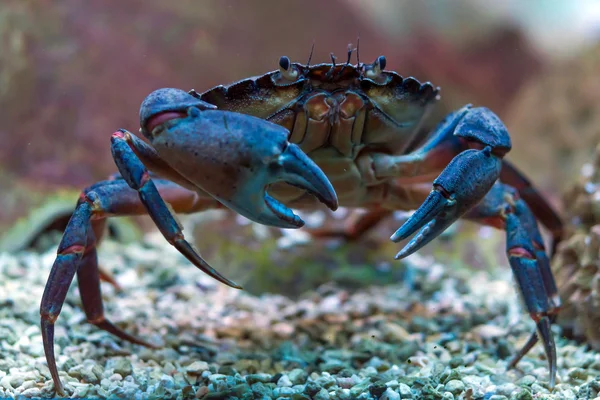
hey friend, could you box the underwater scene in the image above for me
[1,1,600,399]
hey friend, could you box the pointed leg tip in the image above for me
[218,275,243,290]
[54,384,67,397]
[535,316,557,390]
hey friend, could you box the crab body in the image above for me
[199,59,437,208]
[39,53,566,395]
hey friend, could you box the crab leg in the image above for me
[499,160,563,254]
[308,208,393,240]
[464,183,560,386]
[40,178,222,395]
[111,130,241,287]
[369,105,562,240]
[137,88,338,229]
[370,105,560,385]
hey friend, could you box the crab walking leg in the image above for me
[308,208,393,240]
[463,183,560,387]
[111,129,240,289]
[40,202,91,396]
[307,181,434,240]
[377,106,561,385]
[500,160,564,255]
[40,177,223,395]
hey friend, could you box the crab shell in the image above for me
[196,58,440,208]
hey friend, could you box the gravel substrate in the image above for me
[1,231,599,399]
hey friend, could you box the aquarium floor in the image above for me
[0,233,598,400]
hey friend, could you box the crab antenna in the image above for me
[356,35,361,67]
[330,52,337,68]
[306,41,315,67]
[345,43,354,66]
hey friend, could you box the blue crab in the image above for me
[40,49,564,394]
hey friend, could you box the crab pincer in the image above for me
[391,107,559,386]
[390,107,507,257]
[139,88,339,228]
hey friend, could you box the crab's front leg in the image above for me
[389,106,509,254]
[370,106,561,386]
[138,88,338,228]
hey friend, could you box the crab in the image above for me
[40,49,565,395]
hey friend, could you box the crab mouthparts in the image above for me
[145,111,187,134]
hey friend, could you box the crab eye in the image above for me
[278,55,299,81]
[188,89,201,99]
[279,56,290,71]
[377,55,386,71]
[365,55,386,80]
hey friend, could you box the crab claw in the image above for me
[139,88,338,229]
[391,146,502,258]
[265,142,339,227]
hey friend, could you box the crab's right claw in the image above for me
[267,142,339,224]
[140,88,338,230]
[391,146,502,258]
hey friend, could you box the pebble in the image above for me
[0,236,597,399]
[444,379,465,395]
[380,387,401,400]
[277,374,293,387]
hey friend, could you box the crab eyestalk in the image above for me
[139,88,338,228]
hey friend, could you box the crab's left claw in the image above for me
[391,107,509,259]
[391,146,502,258]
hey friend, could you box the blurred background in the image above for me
[1,0,600,291]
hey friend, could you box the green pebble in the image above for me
[218,365,237,376]
[517,375,536,387]
[398,383,413,398]
[319,361,346,374]
[291,394,311,400]
[112,358,132,377]
[231,383,251,396]
[349,381,371,398]
[421,384,443,399]
[251,382,273,398]
[315,374,336,389]
[246,373,273,385]
[449,357,464,369]
[234,359,260,374]
[441,369,462,384]
[303,381,321,396]
[568,367,588,381]
[496,339,512,360]
[369,381,388,398]
[314,388,330,400]
[511,388,533,400]
[396,342,420,360]
[444,380,465,395]
[409,316,439,334]
[288,368,308,385]
[181,385,195,400]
